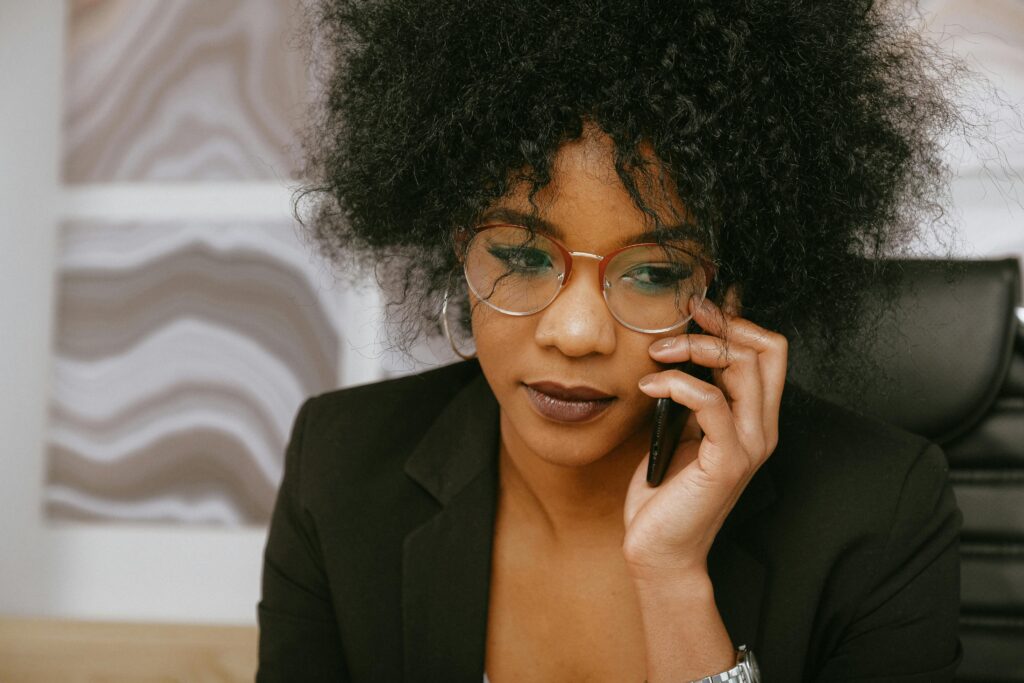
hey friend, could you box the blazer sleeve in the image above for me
[257,397,351,682]
[815,441,963,682]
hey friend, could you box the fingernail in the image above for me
[638,374,656,388]
[649,337,675,352]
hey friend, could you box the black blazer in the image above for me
[257,360,962,682]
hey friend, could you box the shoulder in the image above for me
[284,360,484,494]
[760,388,961,678]
[762,381,957,565]
[299,359,481,443]
[771,380,950,504]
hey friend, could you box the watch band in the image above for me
[689,645,760,683]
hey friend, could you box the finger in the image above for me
[691,294,786,392]
[658,338,765,462]
[649,334,765,461]
[649,332,758,369]
[638,369,749,481]
[690,296,788,452]
[680,406,704,443]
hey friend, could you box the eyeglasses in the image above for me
[461,223,716,334]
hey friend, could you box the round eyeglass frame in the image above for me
[460,223,718,334]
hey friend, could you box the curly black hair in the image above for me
[294,0,968,388]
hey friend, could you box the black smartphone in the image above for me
[646,361,696,487]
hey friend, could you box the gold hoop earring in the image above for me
[441,286,476,361]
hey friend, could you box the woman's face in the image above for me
[470,129,706,469]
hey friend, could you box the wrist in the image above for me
[629,564,712,595]
[631,571,734,683]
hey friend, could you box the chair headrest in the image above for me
[788,258,1022,444]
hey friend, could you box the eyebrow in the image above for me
[477,207,708,250]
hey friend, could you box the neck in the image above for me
[497,410,651,546]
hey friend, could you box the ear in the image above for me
[723,282,743,318]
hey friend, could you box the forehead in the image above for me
[477,206,706,253]
[479,129,707,252]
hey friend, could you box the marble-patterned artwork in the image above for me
[63,0,307,182]
[46,220,346,525]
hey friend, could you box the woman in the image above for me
[258,1,963,680]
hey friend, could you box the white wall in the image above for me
[922,0,1024,265]
[0,0,64,619]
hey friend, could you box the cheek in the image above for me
[470,298,525,348]
[617,330,669,377]
[471,301,532,388]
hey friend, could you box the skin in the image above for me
[471,125,788,682]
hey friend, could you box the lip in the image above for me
[523,381,616,423]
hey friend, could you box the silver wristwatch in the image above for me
[691,645,760,683]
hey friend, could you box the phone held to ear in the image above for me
[646,362,691,487]
[646,360,713,487]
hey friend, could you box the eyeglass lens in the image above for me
[463,225,707,333]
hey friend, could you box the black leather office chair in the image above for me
[788,257,1023,682]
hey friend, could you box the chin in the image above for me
[528,432,610,467]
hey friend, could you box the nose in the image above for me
[533,258,617,357]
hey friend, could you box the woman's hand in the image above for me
[622,285,788,582]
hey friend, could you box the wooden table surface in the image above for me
[0,617,257,682]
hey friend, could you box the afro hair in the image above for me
[294,0,968,387]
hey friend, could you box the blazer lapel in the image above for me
[402,370,500,683]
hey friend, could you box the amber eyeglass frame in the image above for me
[459,223,718,334]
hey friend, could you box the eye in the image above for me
[487,244,554,274]
[619,262,694,293]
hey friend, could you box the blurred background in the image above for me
[0,0,1022,679]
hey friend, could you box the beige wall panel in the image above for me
[46,220,344,526]
[64,0,306,182]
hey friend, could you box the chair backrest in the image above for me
[788,257,1023,682]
